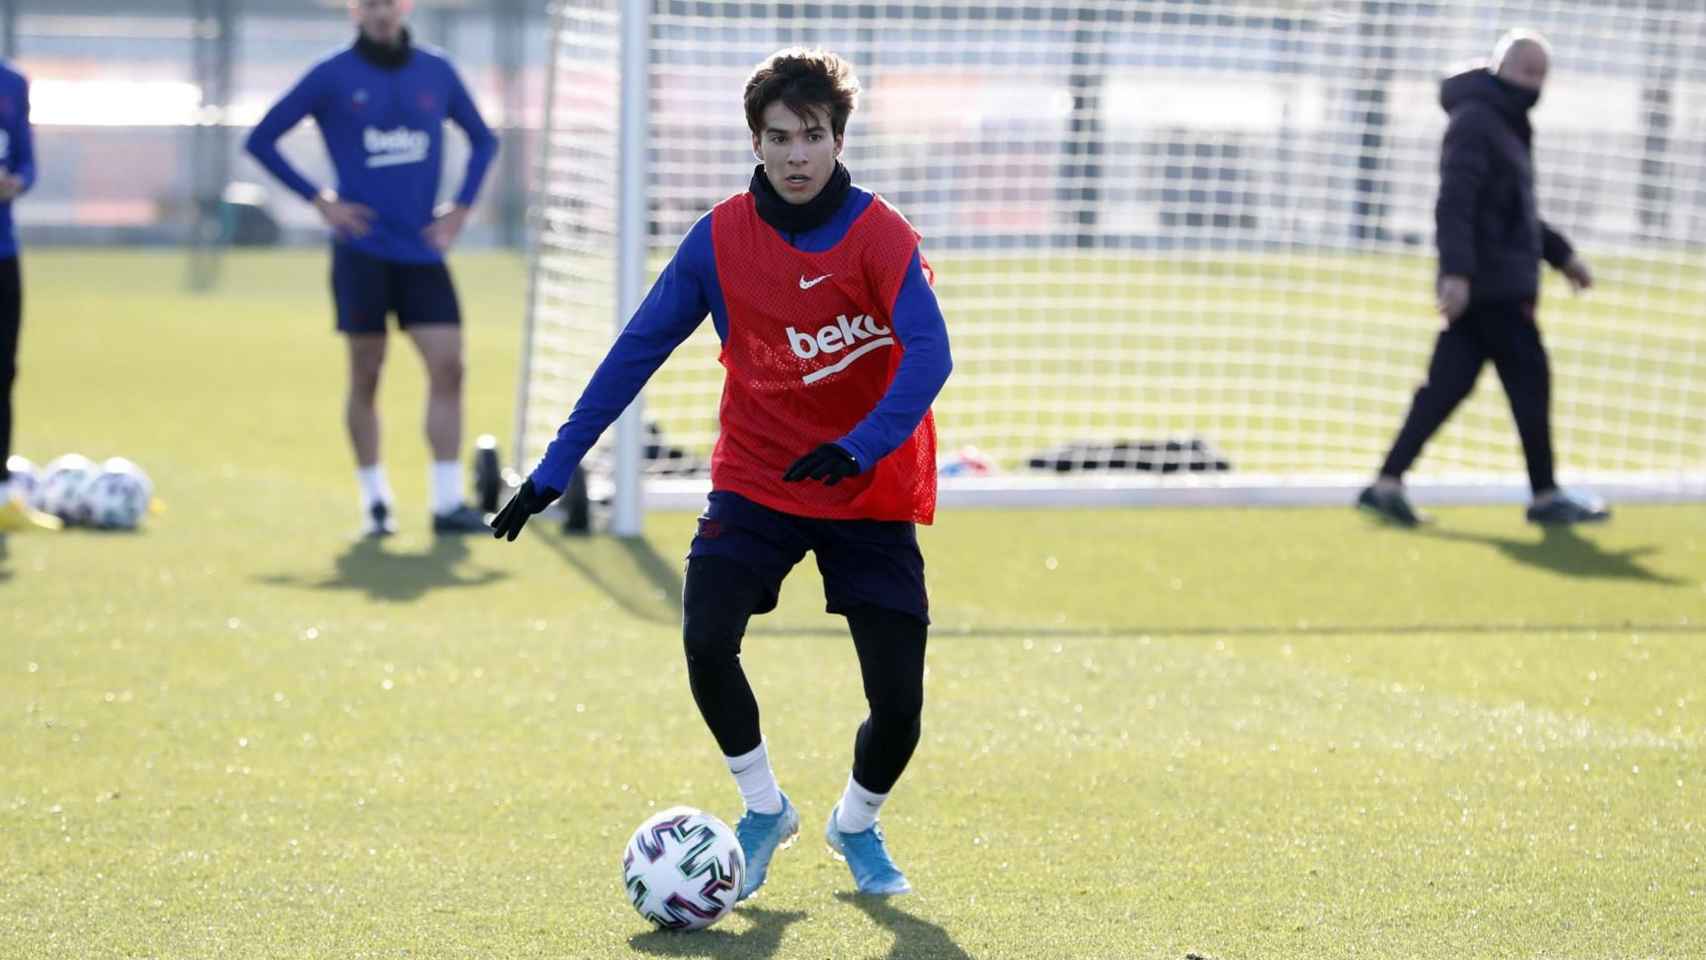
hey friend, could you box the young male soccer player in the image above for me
[491,49,953,898]
[0,57,56,534]
[1359,30,1607,527]
[245,0,498,536]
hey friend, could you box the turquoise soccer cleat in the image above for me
[733,792,799,902]
[824,804,912,895]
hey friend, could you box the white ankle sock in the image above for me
[725,740,783,815]
[835,775,887,834]
[357,465,393,512]
[430,460,463,515]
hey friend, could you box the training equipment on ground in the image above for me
[32,454,101,524]
[937,446,996,479]
[621,806,745,931]
[472,434,502,514]
[79,458,154,530]
[518,0,1706,532]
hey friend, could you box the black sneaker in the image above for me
[362,501,397,539]
[432,503,490,535]
[1526,490,1610,526]
[1356,484,1429,527]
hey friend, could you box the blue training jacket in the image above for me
[531,186,953,497]
[0,61,36,260]
[245,40,497,264]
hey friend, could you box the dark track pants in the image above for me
[1379,298,1556,495]
[683,555,927,795]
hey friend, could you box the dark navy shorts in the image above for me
[330,245,461,334]
[687,490,929,623]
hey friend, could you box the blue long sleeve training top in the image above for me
[0,62,36,259]
[244,41,497,264]
[530,186,953,496]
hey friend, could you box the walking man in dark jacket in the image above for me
[1360,30,1609,527]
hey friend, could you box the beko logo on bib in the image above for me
[785,314,895,384]
[363,127,429,168]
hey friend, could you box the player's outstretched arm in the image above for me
[489,479,560,541]
[524,215,717,499]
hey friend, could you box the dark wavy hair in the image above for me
[743,48,861,139]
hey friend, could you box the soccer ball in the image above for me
[79,458,154,530]
[5,454,39,502]
[621,806,745,931]
[32,454,100,523]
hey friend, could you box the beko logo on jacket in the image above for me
[363,126,428,168]
[786,314,894,384]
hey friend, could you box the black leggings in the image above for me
[682,555,927,795]
[0,257,19,481]
[1380,299,1556,495]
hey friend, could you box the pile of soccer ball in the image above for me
[7,454,155,530]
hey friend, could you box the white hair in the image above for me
[1490,29,1551,72]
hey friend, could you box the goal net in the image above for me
[517,0,1706,520]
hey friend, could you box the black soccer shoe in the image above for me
[362,501,398,539]
[1356,484,1429,528]
[1526,490,1611,526]
[432,503,491,535]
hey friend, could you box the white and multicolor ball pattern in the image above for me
[80,458,154,530]
[5,454,39,503]
[32,454,100,523]
[621,806,745,931]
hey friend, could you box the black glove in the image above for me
[489,479,560,541]
[782,443,860,486]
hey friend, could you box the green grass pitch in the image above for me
[3,249,1703,959]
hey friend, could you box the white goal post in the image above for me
[517,0,1706,531]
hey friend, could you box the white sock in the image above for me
[725,740,783,815]
[835,775,887,834]
[430,460,463,515]
[357,465,393,512]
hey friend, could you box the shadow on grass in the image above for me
[744,620,1705,640]
[531,527,685,625]
[835,892,976,960]
[0,534,10,583]
[255,535,505,602]
[524,531,1699,639]
[1421,523,1688,586]
[628,905,807,958]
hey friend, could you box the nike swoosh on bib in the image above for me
[799,273,833,290]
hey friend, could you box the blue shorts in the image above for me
[687,490,929,623]
[330,245,461,334]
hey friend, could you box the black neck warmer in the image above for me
[749,162,853,235]
[355,27,413,70]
